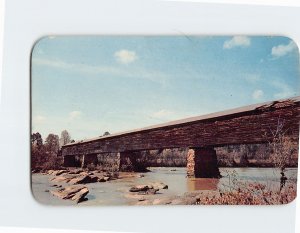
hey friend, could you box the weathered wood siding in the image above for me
[62,98,300,156]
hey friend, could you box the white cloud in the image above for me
[271,41,297,58]
[32,58,120,75]
[32,58,168,85]
[271,81,296,99]
[69,111,82,120]
[114,49,138,64]
[223,36,251,49]
[252,90,264,100]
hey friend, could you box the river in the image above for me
[31,167,297,206]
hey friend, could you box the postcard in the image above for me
[31,36,299,206]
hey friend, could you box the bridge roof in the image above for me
[63,96,300,147]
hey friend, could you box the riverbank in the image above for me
[31,167,297,206]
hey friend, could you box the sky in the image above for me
[31,36,300,141]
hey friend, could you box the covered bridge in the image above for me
[62,97,300,178]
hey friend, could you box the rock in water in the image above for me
[129,185,151,192]
[67,168,84,174]
[129,185,159,195]
[50,185,89,203]
[142,188,159,195]
[47,170,54,175]
[68,175,98,185]
[97,176,110,182]
[48,170,68,176]
[50,176,71,183]
[71,188,89,203]
[55,170,68,176]
[150,182,168,189]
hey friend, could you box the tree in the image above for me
[103,131,110,136]
[45,134,60,155]
[31,132,43,147]
[266,118,296,190]
[60,130,71,147]
[267,119,294,172]
[31,132,63,171]
[31,132,45,170]
[239,148,249,167]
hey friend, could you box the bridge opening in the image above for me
[119,151,149,172]
[63,154,81,167]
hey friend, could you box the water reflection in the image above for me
[187,178,219,191]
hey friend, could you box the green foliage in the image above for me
[31,132,63,172]
[103,131,111,136]
[44,133,60,155]
[31,132,43,147]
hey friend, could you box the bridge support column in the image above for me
[119,151,148,172]
[187,148,220,178]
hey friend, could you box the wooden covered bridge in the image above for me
[61,97,300,178]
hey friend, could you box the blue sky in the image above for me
[31,36,300,141]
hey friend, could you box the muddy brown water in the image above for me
[31,167,297,206]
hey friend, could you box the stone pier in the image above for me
[187,148,220,178]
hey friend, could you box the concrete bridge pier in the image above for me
[187,147,221,178]
[119,151,148,172]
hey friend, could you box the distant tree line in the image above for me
[31,130,72,171]
[216,139,298,168]
[31,130,111,171]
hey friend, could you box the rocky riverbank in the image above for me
[41,168,144,203]
[32,167,297,205]
[133,183,297,205]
